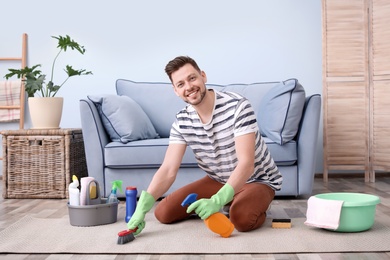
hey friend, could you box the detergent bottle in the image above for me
[68,175,80,206]
[106,180,123,204]
[125,186,138,223]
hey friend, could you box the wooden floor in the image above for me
[1,174,390,259]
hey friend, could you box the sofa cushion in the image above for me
[258,78,305,145]
[116,80,186,138]
[263,137,297,166]
[216,82,277,125]
[104,137,297,168]
[88,94,159,143]
[104,138,197,168]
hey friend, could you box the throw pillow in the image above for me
[88,94,159,143]
[258,78,306,145]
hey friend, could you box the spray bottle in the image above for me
[68,175,80,206]
[106,180,123,204]
[181,193,234,238]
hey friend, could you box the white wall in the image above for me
[0,0,323,174]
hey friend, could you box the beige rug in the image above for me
[0,212,390,254]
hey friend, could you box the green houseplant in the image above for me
[4,35,92,129]
[5,35,92,97]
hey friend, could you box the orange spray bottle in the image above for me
[181,193,234,238]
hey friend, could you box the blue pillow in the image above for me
[88,95,159,143]
[258,79,305,145]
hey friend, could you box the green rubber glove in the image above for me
[186,183,234,220]
[127,190,155,235]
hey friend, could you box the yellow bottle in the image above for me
[204,212,235,238]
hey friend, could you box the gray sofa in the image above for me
[80,78,321,198]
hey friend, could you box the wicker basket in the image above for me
[2,128,88,199]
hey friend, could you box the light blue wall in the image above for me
[0,0,323,174]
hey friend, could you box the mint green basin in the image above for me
[314,192,381,232]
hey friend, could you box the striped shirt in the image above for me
[169,90,282,191]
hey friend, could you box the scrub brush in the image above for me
[117,228,137,245]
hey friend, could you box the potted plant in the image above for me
[4,35,92,129]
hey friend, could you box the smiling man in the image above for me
[127,56,282,235]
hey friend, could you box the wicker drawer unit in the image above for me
[1,128,88,199]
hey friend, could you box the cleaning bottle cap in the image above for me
[72,175,79,186]
[111,180,123,194]
[70,175,79,188]
[126,186,137,190]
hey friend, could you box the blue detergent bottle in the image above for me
[106,180,123,204]
[125,186,138,223]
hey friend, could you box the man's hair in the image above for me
[165,56,201,82]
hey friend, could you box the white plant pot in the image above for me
[28,97,64,129]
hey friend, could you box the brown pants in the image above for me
[154,176,275,232]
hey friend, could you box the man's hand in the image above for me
[186,184,234,220]
[127,190,155,235]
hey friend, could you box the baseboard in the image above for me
[314,172,389,178]
[0,173,386,182]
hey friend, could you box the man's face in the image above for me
[171,63,207,106]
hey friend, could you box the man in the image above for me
[127,56,282,235]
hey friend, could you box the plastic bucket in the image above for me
[67,198,118,226]
[315,192,380,232]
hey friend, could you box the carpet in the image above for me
[1,212,390,254]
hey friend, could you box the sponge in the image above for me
[272,218,291,229]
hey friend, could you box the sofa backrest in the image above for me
[211,82,278,125]
[116,79,305,143]
[116,79,277,137]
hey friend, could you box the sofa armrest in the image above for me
[79,99,110,188]
[296,94,321,196]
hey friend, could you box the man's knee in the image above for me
[154,200,173,224]
[154,198,190,224]
[229,210,266,232]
